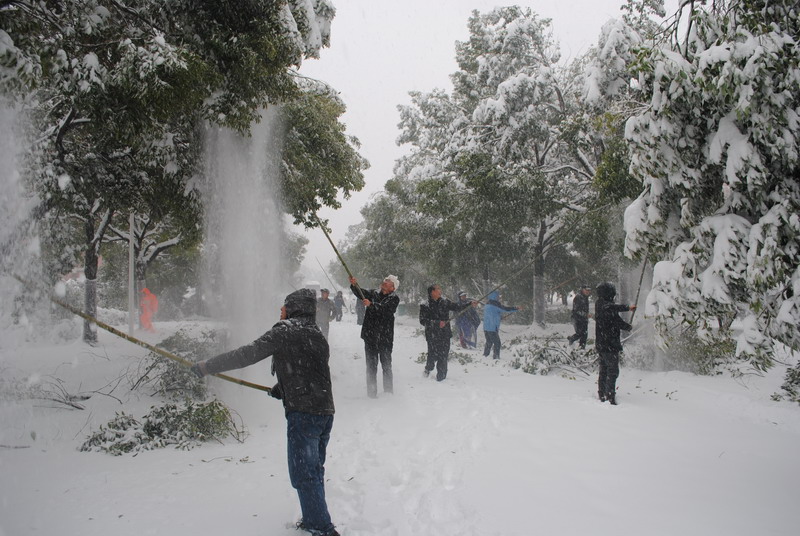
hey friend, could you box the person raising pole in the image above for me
[594,282,636,405]
[349,275,400,398]
[419,285,478,381]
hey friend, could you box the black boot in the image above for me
[598,391,606,402]
[607,392,617,405]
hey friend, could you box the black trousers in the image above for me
[598,351,620,397]
[568,317,588,348]
[364,340,393,397]
[483,330,502,359]
[425,336,451,381]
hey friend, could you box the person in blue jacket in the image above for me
[482,291,520,359]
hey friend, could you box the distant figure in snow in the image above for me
[419,285,478,381]
[139,287,158,332]
[190,289,340,536]
[482,291,520,360]
[333,290,345,322]
[316,288,336,341]
[455,290,480,349]
[568,285,592,349]
[594,282,636,405]
[350,275,400,398]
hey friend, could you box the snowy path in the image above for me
[1,312,800,535]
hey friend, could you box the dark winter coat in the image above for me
[202,289,334,416]
[316,297,336,326]
[419,296,472,341]
[594,297,632,353]
[351,284,399,346]
[571,292,590,320]
[455,298,481,330]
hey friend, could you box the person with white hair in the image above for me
[349,275,400,398]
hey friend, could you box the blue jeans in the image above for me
[286,412,335,535]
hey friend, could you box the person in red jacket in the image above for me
[139,288,158,332]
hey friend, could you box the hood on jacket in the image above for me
[488,291,499,301]
[285,288,317,318]
[596,282,616,300]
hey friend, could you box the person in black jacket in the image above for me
[190,289,339,536]
[419,284,477,381]
[350,275,400,398]
[568,285,592,349]
[594,282,636,405]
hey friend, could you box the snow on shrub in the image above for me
[80,399,246,456]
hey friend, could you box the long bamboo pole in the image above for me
[313,214,366,300]
[11,274,271,393]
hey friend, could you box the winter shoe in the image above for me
[607,392,617,405]
[296,521,340,536]
[598,392,606,402]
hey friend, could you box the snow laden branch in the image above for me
[624,0,800,364]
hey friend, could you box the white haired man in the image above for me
[349,275,400,398]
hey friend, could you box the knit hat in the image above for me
[384,275,399,291]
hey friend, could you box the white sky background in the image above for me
[297,0,678,277]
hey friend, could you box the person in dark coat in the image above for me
[419,285,477,381]
[568,285,592,349]
[350,275,400,398]
[455,290,480,349]
[190,289,339,536]
[316,288,336,341]
[594,282,636,405]
[482,291,520,359]
[333,291,345,321]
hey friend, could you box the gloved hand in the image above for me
[270,383,284,400]
[190,362,206,378]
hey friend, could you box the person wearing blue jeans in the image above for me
[287,412,334,534]
[192,289,339,536]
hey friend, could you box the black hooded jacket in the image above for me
[594,286,632,353]
[202,289,334,416]
[351,284,399,346]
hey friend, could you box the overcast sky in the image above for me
[296,0,676,278]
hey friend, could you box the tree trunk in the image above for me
[83,219,98,344]
[532,221,547,326]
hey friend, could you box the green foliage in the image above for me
[79,399,246,455]
[625,0,800,362]
[509,337,596,376]
[663,330,738,375]
[132,329,226,400]
[280,86,369,227]
[773,362,800,405]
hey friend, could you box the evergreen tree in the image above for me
[624,0,800,364]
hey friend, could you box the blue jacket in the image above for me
[482,291,518,332]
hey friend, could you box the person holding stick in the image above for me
[482,291,520,360]
[594,282,636,405]
[190,289,339,536]
[349,275,400,398]
[419,285,478,381]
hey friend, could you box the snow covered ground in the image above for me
[1,310,799,536]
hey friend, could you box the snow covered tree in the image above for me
[624,0,800,365]
[350,7,628,320]
[1,0,339,341]
[280,81,368,228]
